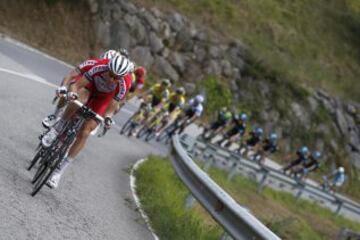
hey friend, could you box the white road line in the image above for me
[0,67,57,88]
[130,158,159,240]
[0,66,135,115]
[0,34,74,69]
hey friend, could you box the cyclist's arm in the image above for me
[104,99,122,118]
[61,69,80,86]
[69,76,90,93]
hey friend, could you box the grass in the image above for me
[135,155,360,239]
[134,155,222,240]
[134,0,360,102]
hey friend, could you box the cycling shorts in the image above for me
[185,108,196,119]
[85,81,120,116]
[226,125,244,137]
[210,120,226,130]
[246,138,260,147]
[151,96,161,108]
[168,103,177,113]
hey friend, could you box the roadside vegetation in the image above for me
[134,155,222,240]
[0,0,96,64]
[135,156,360,239]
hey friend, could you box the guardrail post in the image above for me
[257,167,269,193]
[227,162,238,181]
[220,231,234,240]
[337,228,348,240]
[334,198,344,215]
[203,155,214,172]
[185,194,196,209]
[180,133,195,153]
[226,155,240,181]
[295,182,305,200]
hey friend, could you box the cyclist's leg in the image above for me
[67,119,98,159]
[52,89,90,132]
[47,119,98,188]
[283,158,302,172]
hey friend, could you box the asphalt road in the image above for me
[0,36,169,240]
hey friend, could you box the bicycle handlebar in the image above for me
[72,100,105,123]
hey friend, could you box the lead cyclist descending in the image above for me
[42,49,123,128]
[40,55,133,189]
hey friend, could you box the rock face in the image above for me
[87,0,360,168]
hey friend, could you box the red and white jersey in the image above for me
[75,58,108,75]
[84,61,132,101]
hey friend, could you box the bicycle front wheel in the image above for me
[31,155,62,196]
[120,118,133,135]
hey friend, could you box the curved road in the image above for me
[0,36,169,240]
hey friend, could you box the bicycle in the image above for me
[137,110,169,141]
[120,103,151,136]
[156,114,188,144]
[30,99,104,196]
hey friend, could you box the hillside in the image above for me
[0,0,359,199]
[135,0,360,102]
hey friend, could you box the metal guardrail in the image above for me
[171,134,281,240]
[179,134,360,222]
[337,228,360,240]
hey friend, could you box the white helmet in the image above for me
[195,95,204,103]
[128,61,135,73]
[338,167,345,173]
[108,55,131,77]
[100,49,120,60]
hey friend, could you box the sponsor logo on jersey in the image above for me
[78,60,98,71]
[117,79,127,100]
[87,64,108,77]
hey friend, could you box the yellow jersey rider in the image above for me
[147,79,171,108]
[167,87,186,113]
[155,87,186,136]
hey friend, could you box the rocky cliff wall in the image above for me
[87,0,360,169]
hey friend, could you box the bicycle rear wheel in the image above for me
[31,160,48,184]
[27,148,43,171]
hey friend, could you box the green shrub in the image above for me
[197,76,232,118]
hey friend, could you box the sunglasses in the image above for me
[109,71,123,80]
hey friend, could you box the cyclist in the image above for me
[238,127,264,157]
[42,49,121,128]
[322,166,346,192]
[283,146,310,174]
[42,55,133,188]
[293,151,322,178]
[128,66,146,97]
[155,87,186,136]
[202,107,232,140]
[143,79,171,108]
[216,112,247,148]
[251,132,278,165]
[176,94,204,134]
